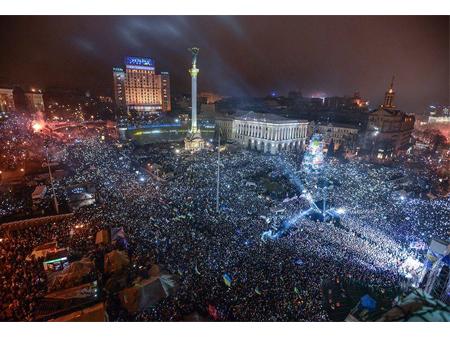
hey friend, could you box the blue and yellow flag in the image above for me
[223,273,232,287]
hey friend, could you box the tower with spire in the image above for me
[365,75,415,159]
[382,76,395,108]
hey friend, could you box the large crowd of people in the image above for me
[0,123,449,321]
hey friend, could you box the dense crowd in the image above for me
[1,131,449,321]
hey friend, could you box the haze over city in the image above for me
[0,16,448,112]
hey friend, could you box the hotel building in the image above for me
[113,57,171,115]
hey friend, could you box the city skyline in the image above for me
[0,16,448,113]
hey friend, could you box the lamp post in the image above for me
[216,130,221,213]
[44,133,59,214]
[45,146,59,214]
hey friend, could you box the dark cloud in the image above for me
[0,16,448,112]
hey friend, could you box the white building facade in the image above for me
[217,111,308,154]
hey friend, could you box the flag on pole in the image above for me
[223,273,232,287]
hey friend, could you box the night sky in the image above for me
[0,16,448,112]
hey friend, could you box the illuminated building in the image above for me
[25,90,45,113]
[365,77,415,158]
[113,57,171,115]
[428,106,450,124]
[308,121,359,151]
[112,67,126,110]
[216,111,308,154]
[0,87,15,112]
[428,116,450,124]
[124,57,161,114]
[185,48,205,151]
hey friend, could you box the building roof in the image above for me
[0,87,14,92]
[370,107,414,118]
[234,111,307,124]
[378,289,450,322]
[310,121,359,130]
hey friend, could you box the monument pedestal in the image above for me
[184,130,205,151]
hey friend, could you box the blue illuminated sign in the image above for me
[125,56,154,68]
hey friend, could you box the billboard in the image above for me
[125,56,155,70]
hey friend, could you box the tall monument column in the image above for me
[189,48,199,133]
[184,47,205,151]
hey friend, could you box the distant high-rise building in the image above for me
[0,87,15,112]
[124,57,160,114]
[113,67,126,111]
[113,57,171,115]
[25,90,45,113]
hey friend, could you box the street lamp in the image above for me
[44,132,59,214]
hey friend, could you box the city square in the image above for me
[0,11,449,331]
[0,118,448,321]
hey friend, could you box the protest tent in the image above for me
[119,276,167,314]
[104,249,130,274]
[48,258,94,291]
[49,302,106,322]
[27,241,58,261]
